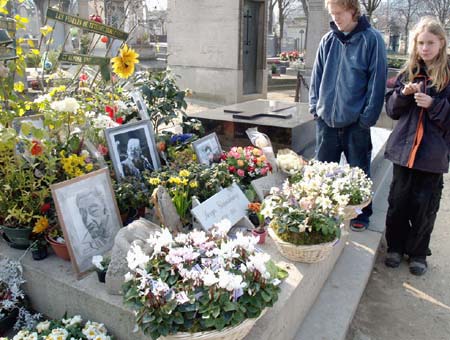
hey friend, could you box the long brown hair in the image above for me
[401,17,449,92]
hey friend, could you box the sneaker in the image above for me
[350,219,369,232]
[385,252,402,268]
[409,257,428,276]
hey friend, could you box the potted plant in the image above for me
[123,222,286,340]
[46,227,70,261]
[10,314,113,339]
[247,202,267,244]
[92,255,110,283]
[113,177,148,225]
[271,63,279,76]
[0,134,53,249]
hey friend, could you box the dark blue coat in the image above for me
[384,68,450,174]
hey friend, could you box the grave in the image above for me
[187,99,316,158]
[167,0,268,104]
[0,126,391,340]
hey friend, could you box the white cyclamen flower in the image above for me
[201,268,219,286]
[92,255,104,271]
[127,244,150,271]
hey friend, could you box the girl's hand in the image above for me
[402,82,422,96]
[414,92,433,109]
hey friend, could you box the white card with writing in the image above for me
[191,183,250,231]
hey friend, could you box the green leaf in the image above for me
[223,301,237,312]
[261,290,272,303]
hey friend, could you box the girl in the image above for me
[384,17,450,276]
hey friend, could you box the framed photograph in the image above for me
[130,91,150,120]
[105,120,161,179]
[192,132,223,165]
[50,168,122,278]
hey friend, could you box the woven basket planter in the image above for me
[343,198,371,220]
[160,309,266,340]
[268,228,337,263]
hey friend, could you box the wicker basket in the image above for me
[268,228,337,263]
[160,309,266,340]
[343,198,371,220]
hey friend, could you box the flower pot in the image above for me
[96,270,106,283]
[252,229,267,244]
[31,245,48,261]
[0,308,19,336]
[268,227,337,263]
[45,235,70,261]
[0,225,32,249]
[160,309,266,340]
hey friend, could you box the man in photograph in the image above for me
[121,138,153,177]
[76,189,112,251]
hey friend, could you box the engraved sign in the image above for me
[191,183,250,231]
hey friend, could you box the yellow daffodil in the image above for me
[189,181,198,189]
[33,216,49,234]
[40,25,53,37]
[111,44,139,79]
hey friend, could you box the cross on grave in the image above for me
[244,9,252,51]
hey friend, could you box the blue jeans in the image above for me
[315,118,373,222]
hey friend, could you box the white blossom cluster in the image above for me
[126,219,278,307]
[50,97,80,113]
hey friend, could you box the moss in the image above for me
[273,224,336,246]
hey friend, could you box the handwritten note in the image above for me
[191,183,250,230]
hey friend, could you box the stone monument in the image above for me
[167,0,268,105]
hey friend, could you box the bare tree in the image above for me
[391,0,420,54]
[423,0,450,26]
[360,0,383,23]
[300,0,309,18]
[276,0,295,54]
[268,0,277,34]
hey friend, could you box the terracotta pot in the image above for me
[45,235,70,261]
[252,228,268,244]
[0,225,32,249]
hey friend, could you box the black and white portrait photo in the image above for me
[105,120,160,179]
[51,168,122,278]
[193,133,223,165]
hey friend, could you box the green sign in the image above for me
[0,17,16,59]
[46,8,128,40]
[59,52,110,65]
[0,46,17,60]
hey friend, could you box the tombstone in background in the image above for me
[167,0,268,105]
[304,0,329,73]
[266,34,276,57]
[104,0,124,56]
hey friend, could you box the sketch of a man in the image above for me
[76,189,112,251]
[120,138,153,177]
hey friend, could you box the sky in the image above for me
[145,0,167,10]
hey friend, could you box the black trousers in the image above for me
[385,164,443,258]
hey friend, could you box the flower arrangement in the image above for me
[276,149,307,175]
[6,314,113,340]
[123,221,285,340]
[247,202,265,232]
[92,255,110,273]
[222,146,272,186]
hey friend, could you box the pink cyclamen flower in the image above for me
[237,169,245,177]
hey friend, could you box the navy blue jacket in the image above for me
[309,15,387,128]
[384,67,450,174]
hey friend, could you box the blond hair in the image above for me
[401,16,450,92]
[325,0,361,19]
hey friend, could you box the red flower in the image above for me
[228,166,236,173]
[101,36,109,43]
[30,140,43,156]
[41,203,51,214]
[98,144,108,156]
[105,105,115,118]
[79,73,88,81]
[89,14,103,23]
[116,117,124,124]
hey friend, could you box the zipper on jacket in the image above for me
[331,42,346,127]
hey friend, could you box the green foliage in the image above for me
[387,57,406,69]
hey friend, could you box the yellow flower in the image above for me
[169,176,182,185]
[181,178,188,186]
[111,44,139,79]
[237,160,244,167]
[33,216,49,234]
[85,163,94,172]
[149,177,161,186]
[40,25,53,37]
[179,169,190,178]
[189,181,198,189]
[14,81,25,93]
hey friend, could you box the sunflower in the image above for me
[111,44,139,79]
